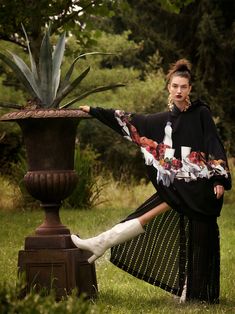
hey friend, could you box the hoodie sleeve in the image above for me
[89,107,148,145]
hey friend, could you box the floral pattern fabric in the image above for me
[114,110,229,187]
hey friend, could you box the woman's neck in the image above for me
[175,101,189,112]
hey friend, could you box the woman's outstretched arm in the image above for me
[79,105,128,136]
[79,105,149,145]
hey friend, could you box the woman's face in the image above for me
[168,75,191,108]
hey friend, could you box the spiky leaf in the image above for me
[0,52,38,99]
[5,50,41,99]
[39,30,53,106]
[0,102,22,109]
[53,66,90,108]
[60,83,125,109]
[21,23,39,82]
[9,52,41,99]
[52,32,66,100]
[60,52,113,92]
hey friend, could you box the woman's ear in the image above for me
[167,83,171,93]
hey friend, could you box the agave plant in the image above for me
[0,26,124,110]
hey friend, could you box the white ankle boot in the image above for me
[71,218,144,263]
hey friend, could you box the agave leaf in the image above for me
[0,101,22,109]
[60,83,125,109]
[21,23,39,82]
[9,52,41,99]
[39,29,53,106]
[7,51,42,100]
[52,32,66,100]
[53,66,90,108]
[60,52,114,91]
[0,52,38,99]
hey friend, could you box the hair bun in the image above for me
[173,59,192,73]
[166,58,192,82]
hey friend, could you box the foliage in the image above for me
[0,176,22,212]
[159,0,195,13]
[2,0,234,184]
[106,0,235,155]
[0,281,103,314]
[0,27,124,110]
[0,123,23,176]
[0,73,26,106]
[0,0,123,60]
[189,0,235,154]
[0,0,191,56]
[64,145,102,209]
[0,30,168,182]
[79,121,146,181]
[1,145,100,210]
[76,32,167,180]
[9,153,39,210]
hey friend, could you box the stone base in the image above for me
[24,234,75,249]
[18,235,98,300]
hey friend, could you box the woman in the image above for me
[71,59,231,303]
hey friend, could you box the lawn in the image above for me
[0,201,234,313]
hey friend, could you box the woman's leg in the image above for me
[71,201,170,263]
[138,202,170,225]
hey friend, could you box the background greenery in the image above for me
[0,1,235,312]
[1,0,235,188]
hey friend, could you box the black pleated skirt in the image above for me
[110,193,220,303]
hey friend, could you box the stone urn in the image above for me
[0,109,97,299]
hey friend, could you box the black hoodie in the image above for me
[90,100,232,221]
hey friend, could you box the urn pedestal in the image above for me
[1,109,97,299]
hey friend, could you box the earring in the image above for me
[168,95,174,111]
[183,95,191,111]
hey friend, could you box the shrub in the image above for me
[0,281,103,314]
[2,145,100,211]
[64,145,101,209]
[0,175,22,211]
[9,153,39,210]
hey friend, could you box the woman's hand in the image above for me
[79,105,90,113]
[214,184,224,199]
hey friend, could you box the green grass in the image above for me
[0,202,235,313]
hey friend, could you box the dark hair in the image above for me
[167,59,192,85]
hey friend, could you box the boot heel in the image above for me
[88,254,98,264]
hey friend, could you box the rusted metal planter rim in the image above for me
[0,109,91,121]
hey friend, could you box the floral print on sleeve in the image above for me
[114,110,230,187]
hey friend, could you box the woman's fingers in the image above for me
[79,105,90,113]
[214,185,224,199]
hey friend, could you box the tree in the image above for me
[184,0,235,152]
[0,0,120,62]
[104,0,235,154]
[100,0,194,67]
